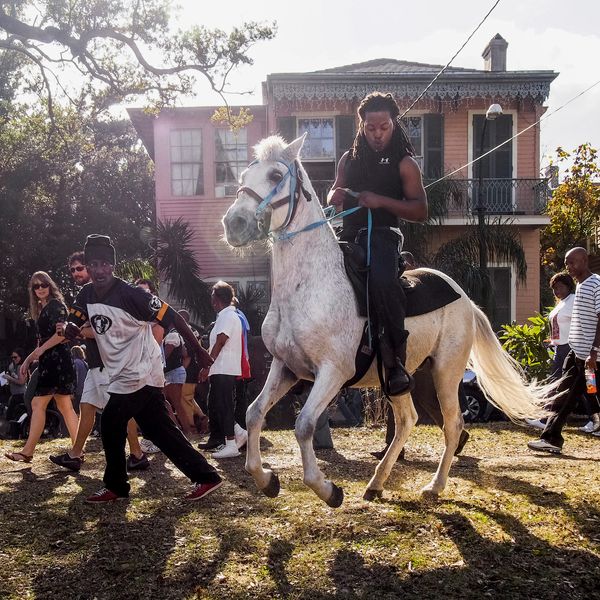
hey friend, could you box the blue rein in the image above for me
[243,158,374,347]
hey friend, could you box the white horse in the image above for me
[222,134,547,507]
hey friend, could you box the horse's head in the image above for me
[223,134,306,247]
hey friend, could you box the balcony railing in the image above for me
[310,178,551,217]
[443,178,551,217]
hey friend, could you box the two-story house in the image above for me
[129,34,557,328]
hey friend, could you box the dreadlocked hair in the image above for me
[350,92,415,181]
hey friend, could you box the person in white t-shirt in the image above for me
[528,247,600,454]
[199,281,247,459]
[547,272,576,379]
[527,272,576,430]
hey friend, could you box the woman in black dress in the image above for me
[5,271,78,462]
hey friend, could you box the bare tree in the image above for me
[0,1,276,117]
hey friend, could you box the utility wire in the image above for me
[400,0,502,119]
[424,77,600,188]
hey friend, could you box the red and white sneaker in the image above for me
[184,480,223,501]
[85,487,128,504]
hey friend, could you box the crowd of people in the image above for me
[1,89,598,507]
[2,235,254,503]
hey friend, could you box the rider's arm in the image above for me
[356,156,428,223]
[327,152,350,207]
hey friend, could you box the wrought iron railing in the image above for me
[443,178,551,216]
[309,178,551,216]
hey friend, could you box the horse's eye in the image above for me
[269,170,283,183]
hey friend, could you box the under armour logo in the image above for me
[379,157,390,165]
[91,314,112,335]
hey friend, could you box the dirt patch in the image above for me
[1,423,599,599]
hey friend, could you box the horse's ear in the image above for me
[282,133,306,161]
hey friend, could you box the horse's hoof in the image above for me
[261,473,281,498]
[420,486,441,499]
[326,483,344,508]
[363,488,383,502]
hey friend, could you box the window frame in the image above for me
[170,128,204,197]
[214,127,249,197]
[296,116,336,162]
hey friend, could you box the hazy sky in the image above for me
[166,0,600,173]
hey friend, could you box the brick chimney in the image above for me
[482,34,508,72]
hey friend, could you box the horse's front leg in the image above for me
[245,357,297,497]
[295,366,348,508]
[364,391,418,501]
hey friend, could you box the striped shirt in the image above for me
[568,274,600,359]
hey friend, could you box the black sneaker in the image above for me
[49,452,83,472]
[127,453,150,471]
[198,439,224,451]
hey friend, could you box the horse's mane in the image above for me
[253,135,287,162]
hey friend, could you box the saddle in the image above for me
[340,241,462,388]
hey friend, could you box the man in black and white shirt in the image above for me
[528,247,600,454]
[66,234,223,502]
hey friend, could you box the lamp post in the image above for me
[476,103,503,315]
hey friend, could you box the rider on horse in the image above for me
[328,92,428,396]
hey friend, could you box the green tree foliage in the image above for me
[542,143,600,271]
[498,313,551,381]
[0,103,154,318]
[142,218,213,325]
[0,1,276,114]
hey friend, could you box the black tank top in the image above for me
[341,145,407,241]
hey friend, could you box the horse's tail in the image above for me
[469,302,552,421]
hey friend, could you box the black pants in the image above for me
[101,385,220,497]
[208,374,236,441]
[356,228,407,360]
[541,351,600,448]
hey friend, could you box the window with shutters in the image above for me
[297,118,335,160]
[170,129,203,196]
[401,115,444,178]
[215,128,248,197]
[401,116,424,170]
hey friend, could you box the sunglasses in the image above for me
[11,355,19,359]
[32,282,50,290]
[70,266,86,273]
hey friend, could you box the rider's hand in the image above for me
[327,188,347,208]
[358,191,381,209]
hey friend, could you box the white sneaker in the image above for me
[578,420,595,433]
[527,439,561,454]
[526,418,547,430]
[234,424,248,450]
[140,439,161,454]
[212,440,240,458]
[592,430,600,437]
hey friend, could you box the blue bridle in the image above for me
[236,158,304,236]
[237,157,368,246]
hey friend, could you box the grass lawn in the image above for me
[1,423,599,599]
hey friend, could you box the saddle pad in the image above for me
[403,268,462,317]
[341,242,462,317]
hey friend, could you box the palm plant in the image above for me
[403,176,527,326]
[431,217,527,323]
[235,284,266,333]
[142,218,213,324]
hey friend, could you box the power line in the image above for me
[425,77,600,188]
[400,0,502,119]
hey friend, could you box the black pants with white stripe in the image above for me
[541,350,600,448]
[101,385,221,497]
